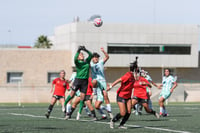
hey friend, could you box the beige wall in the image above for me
[0,49,200,103]
[0,49,72,86]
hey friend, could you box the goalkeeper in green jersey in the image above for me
[64,45,92,120]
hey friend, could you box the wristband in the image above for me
[109,84,112,89]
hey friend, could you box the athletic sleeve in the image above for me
[142,77,150,85]
[146,75,152,82]
[52,78,57,84]
[121,73,129,83]
[66,82,70,90]
[74,52,79,64]
[171,76,175,83]
[86,50,93,63]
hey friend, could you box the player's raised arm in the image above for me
[101,47,109,64]
[74,46,82,64]
[81,46,92,63]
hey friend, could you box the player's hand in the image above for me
[81,45,86,51]
[158,85,162,89]
[106,84,112,91]
[77,46,83,52]
[100,47,104,52]
[170,89,174,93]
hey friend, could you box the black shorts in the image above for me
[132,96,148,103]
[72,78,88,94]
[117,95,131,103]
[53,95,65,100]
[84,95,92,101]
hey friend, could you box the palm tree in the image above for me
[34,35,53,48]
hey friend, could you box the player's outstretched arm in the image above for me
[101,47,109,64]
[151,81,159,88]
[81,46,92,62]
[107,78,121,91]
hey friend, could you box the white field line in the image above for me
[8,113,191,133]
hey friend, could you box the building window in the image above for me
[47,72,59,83]
[107,43,191,55]
[7,72,23,83]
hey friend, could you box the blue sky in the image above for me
[0,0,200,48]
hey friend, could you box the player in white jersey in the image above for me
[90,47,113,119]
[158,68,177,116]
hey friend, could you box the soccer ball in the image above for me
[93,18,103,27]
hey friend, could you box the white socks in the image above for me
[66,104,71,113]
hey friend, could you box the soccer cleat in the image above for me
[154,112,160,119]
[45,112,50,119]
[92,117,98,121]
[64,114,70,120]
[101,116,107,120]
[159,112,163,116]
[108,113,113,119]
[88,113,92,117]
[162,113,169,117]
[118,125,127,129]
[110,119,114,129]
[76,112,81,120]
[132,110,136,114]
[138,111,142,115]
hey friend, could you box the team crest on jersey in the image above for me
[63,83,66,87]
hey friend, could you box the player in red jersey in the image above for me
[65,77,97,120]
[45,70,69,118]
[131,71,159,118]
[107,57,138,129]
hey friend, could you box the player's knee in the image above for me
[120,111,126,116]
[92,80,97,87]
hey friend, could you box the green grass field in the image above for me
[0,103,200,133]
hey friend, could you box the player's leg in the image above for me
[86,98,97,120]
[45,96,57,118]
[119,99,131,129]
[103,90,113,119]
[64,78,80,107]
[66,99,72,115]
[95,87,107,119]
[65,96,80,120]
[92,79,98,88]
[59,97,66,113]
[159,96,165,116]
[77,79,88,116]
[64,90,75,107]
[110,101,126,129]
[142,102,159,118]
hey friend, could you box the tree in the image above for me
[34,35,53,48]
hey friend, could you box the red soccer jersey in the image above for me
[117,72,135,99]
[133,76,149,99]
[86,77,93,95]
[52,78,69,96]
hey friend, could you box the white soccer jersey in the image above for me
[162,75,175,93]
[70,72,76,83]
[90,60,106,81]
[145,75,152,82]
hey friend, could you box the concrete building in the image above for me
[0,22,200,103]
[51,22,200,102]
[0,49,72,103]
